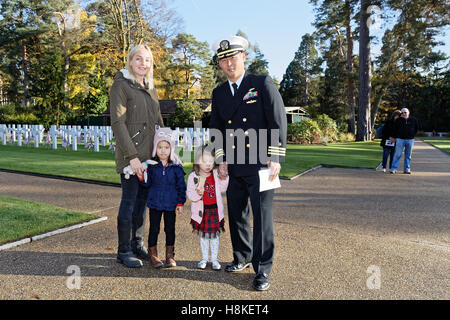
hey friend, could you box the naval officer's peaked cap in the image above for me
[212,35,249,60]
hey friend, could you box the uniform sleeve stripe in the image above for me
[268,146,286,151]
[268,151,286,156]
[268,149,286,153]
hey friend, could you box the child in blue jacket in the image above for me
[141,126,186,268]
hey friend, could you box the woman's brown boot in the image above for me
[165,245,176,268]
[149,246,163,268]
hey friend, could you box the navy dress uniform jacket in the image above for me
[209,72,287,177]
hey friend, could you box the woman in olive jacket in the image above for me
[109,44,164,268]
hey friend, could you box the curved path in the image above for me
[0,140,448,299]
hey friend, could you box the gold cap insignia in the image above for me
[220,40,230,51]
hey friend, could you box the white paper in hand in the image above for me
[385,139,395,147]
[259,168,281,192]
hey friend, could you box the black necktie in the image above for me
[232,83,238,96]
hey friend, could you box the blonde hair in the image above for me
[126,44,155,89]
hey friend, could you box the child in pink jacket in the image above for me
[187,146,229,270]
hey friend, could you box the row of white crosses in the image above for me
[0,124,114,152]
[49,125,114,151]
[0,124,44,147]
[175,127,210,151]
[0,124,209,152]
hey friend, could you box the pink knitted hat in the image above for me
[152,125,181,164]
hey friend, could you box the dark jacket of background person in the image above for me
[380,119,396,147]
[109,69,164,173]
[140,162,186,211]
[394,116,419,139]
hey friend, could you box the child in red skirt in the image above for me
[187,146,229,270]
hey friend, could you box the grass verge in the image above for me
[0,143,120,183]
[0,195,98,245]
[0,141,381,181]
[281,141,381,177]
[421,137,450,154]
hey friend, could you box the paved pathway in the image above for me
[0,139,448,299]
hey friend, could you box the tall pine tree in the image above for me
[356,0,372,141]
[0,0,51,106]
[279,33,321,108]
[311,0,358,134]
[247,44,269,75]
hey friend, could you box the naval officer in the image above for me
[209,35,287,291]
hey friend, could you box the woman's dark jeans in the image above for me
[382,147,395,169]
[117,174,149,254]
[148,209,176,247]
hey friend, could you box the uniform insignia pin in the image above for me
[220,40,230,51]
[243,90,258,101]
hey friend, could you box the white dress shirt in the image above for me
[228,72,245,96]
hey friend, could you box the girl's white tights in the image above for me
[210,237,220,263]
[200,237,209,262]
[200,236,220,262]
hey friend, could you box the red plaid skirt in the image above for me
[191,204,224,237]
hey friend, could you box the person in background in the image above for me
[380,110,401,172]
[390,108,419,174]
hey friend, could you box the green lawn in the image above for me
[0,143,193,184]
[281,141,381,177]
[0,143,120,183]
[0,141,381,181]
[0,195,98,245]
[421,137,450,154]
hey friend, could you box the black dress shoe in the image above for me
[253,273,270,291]
[116,251,143,268]
[225,261,252,273]
[132,245,150,260]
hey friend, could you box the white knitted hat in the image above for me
[152,125,181,164]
